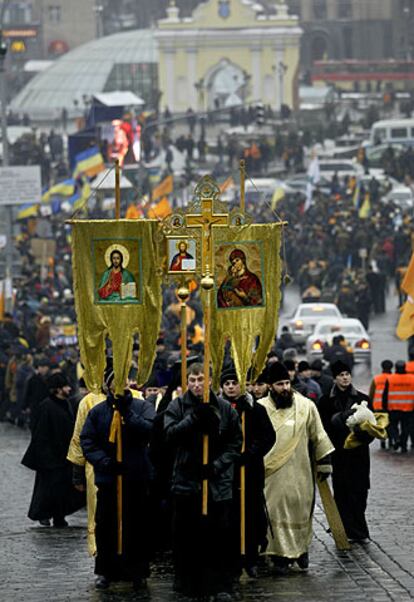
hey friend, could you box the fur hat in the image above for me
[297,360,310,373]
[331,360,351,378]
[266,362,290,384]
[220,368,238,387]
[47,372,69,391]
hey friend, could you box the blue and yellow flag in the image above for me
[73,146,105,179]
[17,203,39,220]
[42,178,75,203]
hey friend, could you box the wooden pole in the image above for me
[239,159,246,214]
[201,270,214,516]
[177,285,190,392]
[115,159,121,219]
[240,411,246,557]
[115,412,123,554]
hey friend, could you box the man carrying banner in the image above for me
[220,367,275,579]
[258,362,334,574]
[80,373,156,591]
[164,362,242,599]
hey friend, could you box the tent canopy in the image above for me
[91,168,133,190]
[93,91,145,107]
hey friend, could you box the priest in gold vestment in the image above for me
[258,362,334,574]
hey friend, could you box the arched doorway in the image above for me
[311,35,328,61]
[203,59,247,110]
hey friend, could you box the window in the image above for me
[48,5,62,23]
[288,0,301,18]
[2,2,33,23]
[313,0,327,19]
[390,128,408,138]
[104,63,159,107]
[337,0,352,19]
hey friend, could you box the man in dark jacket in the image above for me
[318,360,373,543]
[23,356,50,431]
[220,368,275,578]
[310,359,334,398]
[22,372,84,527]
[164,362,242,599]
[80,378,156,591]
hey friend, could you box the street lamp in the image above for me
[0,33,13,313]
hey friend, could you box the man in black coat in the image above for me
[317,360,373,543]
[22,372,84,527]
[220,368,276,578]
[164,362,242,599]
[22,356,50,431]
[80,376,156,591]
[310,359,334,398]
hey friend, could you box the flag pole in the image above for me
[177,284,190,391]
[115,159,121,219]
[239,159,246,214]
[201,269,214,516]
[240,411,246,558]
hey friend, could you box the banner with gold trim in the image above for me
[71,220,162,394]
[209,223,282,389]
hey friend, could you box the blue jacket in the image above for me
[80,391,156,486]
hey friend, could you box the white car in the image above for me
[317,159,364,181]
[382,185,414,211]
[306,318,371,366]
[288,303,343,346]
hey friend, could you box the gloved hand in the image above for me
[236,395,251,413]
[342,407,357,420]
[201,462,217,481]
[113,393,131,417]
[193,403,220,434]
[108,460,124,475]
[72,464,86,491]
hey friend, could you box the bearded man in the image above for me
[258,363,334,574]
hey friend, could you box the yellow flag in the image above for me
[219,176,234,193]
[358,193,371,218]
[207,223,283,390]
[271,186,285,210]
[71,220,163,394]
[396,252,414,339]
[152,175,173,202]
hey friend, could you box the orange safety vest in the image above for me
[405,361,414,374]
[372,373,389,411]
[387,373,414,412]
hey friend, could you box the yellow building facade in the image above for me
[155,0,302,113]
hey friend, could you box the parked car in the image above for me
[382,185,414,211]
[288,303,343,346]
[317,159,364,181]
[306,318,371,367]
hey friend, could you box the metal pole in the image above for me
[115,159,121,219]
[239,159,246,214]
[0,42,13,313]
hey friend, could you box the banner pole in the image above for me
[115,159,121,219]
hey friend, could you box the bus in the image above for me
[369,119,414,146]
[312,60,414,92]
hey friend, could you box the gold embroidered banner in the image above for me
[71,220,162,394]
[208,223,283,390]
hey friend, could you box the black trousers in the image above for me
[95,481,150,581]
[333,481,369,540]
[229,487,267,573]
[172,494,232,595]
[389,410,412,450]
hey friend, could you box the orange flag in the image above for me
[152,175,173,202]
[125,204,142,219]
[396,253,414,339]
[147,197,172,219]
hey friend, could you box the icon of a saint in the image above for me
[98,246,136,302]
[169,240,194,272]
[217,248,263,308]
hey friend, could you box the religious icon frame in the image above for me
[92,237,143,306]
[166,236,198,275]
[214,239,266,311]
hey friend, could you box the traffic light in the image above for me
[255,103,265,126]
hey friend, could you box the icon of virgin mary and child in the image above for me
[97,245,137,302]
[217,248,263,308]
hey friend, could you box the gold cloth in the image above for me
[209,224,282,389]
[259,392,334,558]
[71,220,162,394]
[67,389,142,556]
[344,412,389,449]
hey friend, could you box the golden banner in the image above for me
[208,223,282,390]
[71,220,162,394]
